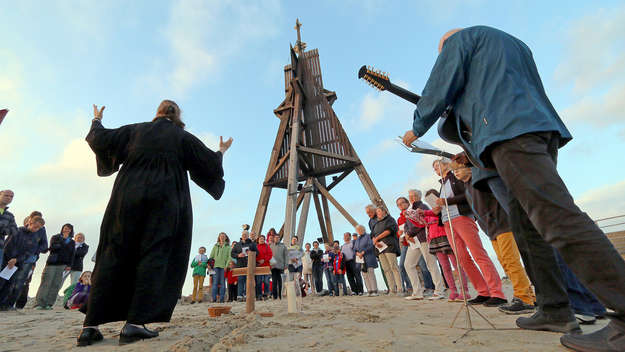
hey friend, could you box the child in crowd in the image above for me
[190,247,208,304]
[225,261,238,302]
[331,242,347,296]
[422,189,470,302]
[65,271,92,310]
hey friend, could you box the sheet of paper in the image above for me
[408,239,421,250]
[0,266,18,280]
[322,254,329,262]
[355,256,364,264]
[425,194,438,209]
[242,246,249,256]
[376,241,388,253]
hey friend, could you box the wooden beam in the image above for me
[319,177,334,243]
[296,185,312,243]
[297,145,359,163]
[266,150,290,183]
[246,251,257,313]
[231,266,271,277]
[284,80,303,247]
[354,164,388,214]
[312,191,328,243]
[312,178,358,227]
[326,169,353,191]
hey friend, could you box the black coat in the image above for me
[46,234,75,266]
[371,215,400,256]
[309,248,323,266]
[84,118,225,326]
[70,243,89,271]
[230,239,258,268]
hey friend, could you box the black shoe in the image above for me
[575,314,597,325]
[119,324,159,345]
[516,310,581,334]
[483,297,508,307]
[561,321,625,352]
[498,297,536,315]
[468,295,490,305]
[190,301,196,304]
[77,328,103,347]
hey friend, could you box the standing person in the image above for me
[353,225,379,296]
[190,247,208,304]
[225,261,238,302]
[371,208,402,294]
[269,234,287,300]
[287,236,303,282]
[400,197,446,301]
[423,190,469,302]
[341,232,363,295]
[408,190,435,292]
[35,223,76,310]
[0,190,17,263]
[309,241,324,294]
[231,230,257,301]
[432,159,507,306]
[255,235,272,300]
[302,243,313,294]
[322,242,335,295]
[63,233,89,286]
[79,102,231,346]
[401,26,625,349]
[331,242,348,296]
[210,233,231,303]
[14,211,48,308]
[365,204,389,293]
[0,216,46,310]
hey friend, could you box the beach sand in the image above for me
[0,283,606,352]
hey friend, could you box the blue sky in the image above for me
[1,0,624,295]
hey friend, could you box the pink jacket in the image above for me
[424,210,447,241]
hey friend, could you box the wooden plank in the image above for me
[266,150,290,182]
[231,266,272,277]
[354,164,389,213]
[284,81,303,247]
[318,177,334,243]
[312,177,358,228]
[246,251,256,313]
[327,169,353,191]
[296,189,312,244]
[297,145,358,163]
[312,190,328,242]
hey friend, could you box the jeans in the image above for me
[418,256,434,290]
[324,267,334,293]
[490,132,625,324]
[212,268,225,302]
[312,264,323,293]
[554,250,606,317]
[333,274,348,296]
[271,268,283,299]
[399,245,412,291]
[237,275,247,298]
[0,263,32,308]
[255,274,270,298]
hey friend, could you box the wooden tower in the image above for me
[251,20,388,245]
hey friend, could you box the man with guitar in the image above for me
[400,26,625,352]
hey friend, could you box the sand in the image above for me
[0,283,607,352]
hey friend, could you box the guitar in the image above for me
[358,65,480,167]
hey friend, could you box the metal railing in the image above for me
[595,214,625,231]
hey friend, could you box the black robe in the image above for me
[84,118,224,325]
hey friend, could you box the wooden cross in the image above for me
[230,251,271,313]
[293,18,306,54]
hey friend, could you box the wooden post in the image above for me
[246,251,256,314]
[312,178,358,227]
[284,84,302,247]
[312,190,328,243]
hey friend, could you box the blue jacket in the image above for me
[0,207,17,249]
[2,226,46,266]
[353,233,378,269]
[412,26,572,168]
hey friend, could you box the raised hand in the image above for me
[93,104,105,120]
[219,136,233,154]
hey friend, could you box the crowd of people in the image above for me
[0,190,93,312]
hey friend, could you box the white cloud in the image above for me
[555,5,625,127]
[356,90,414,130]
[157,0,282,96]
[576,179,625,222]
[197,131,220,150]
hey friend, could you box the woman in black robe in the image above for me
[78,101,232,346]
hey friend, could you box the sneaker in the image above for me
[467,295,490,305]
[423,289,434,297]
[516,310,582,334]
[575,314,597,325]
[484,297,508,307]
[428,293,445,300]
[369,292,379,297]
[560,321,625,352]
[448,292,459,302]
[405,294,424,301]
[498,298,536,315]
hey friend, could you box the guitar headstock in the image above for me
[358,65,391,91]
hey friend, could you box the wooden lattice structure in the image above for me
[251,20,387,245]
[607,231,625,260]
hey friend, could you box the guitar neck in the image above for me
[387,83,420,105]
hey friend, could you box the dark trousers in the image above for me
[0,263,32,308]
[312,263,323,293]
[271,268,283,299]
[333,273,347,296]
[227,282,237,302]
[344,260,363,294]
[324,267,335,293]
[237,275,247,297]
[554,250,606,317]
[255,274,270,299]
[490,132,625,324]
[16,271,33,309]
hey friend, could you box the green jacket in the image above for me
[209,243,232,269]
[190,257,208,276]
